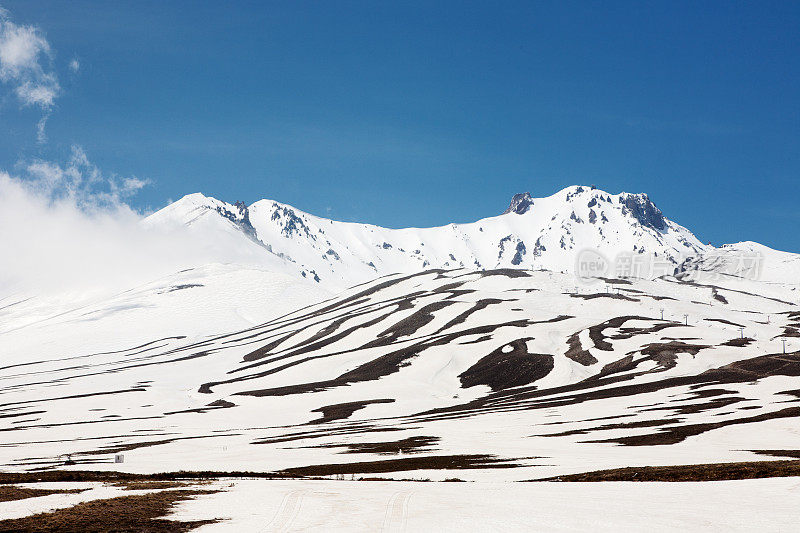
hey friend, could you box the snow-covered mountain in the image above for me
[144,186,709,290]
[4,184,800,482]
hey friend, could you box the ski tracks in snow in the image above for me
[381,490,414,533]
[263,489,308,532]
[261,487,413,532]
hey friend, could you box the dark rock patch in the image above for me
[511,242,526,265]
[474,269,531,279]
[721,337,754,347]
[165,284,203,293]
[588,406,800,446]
[641,396,747,415]
[308,399,395,424]
[280,454,524,476]
[565,333,597,366]
[570,293,639,302]
[363,301,457,347]
[540,417,681,438]
[459,338,553,391]
[594,355,636,379]
[750,450,800,459]
[301,436,440,455]
[434,299,505,333]
[504,192,534,214]
[597,277,633,285]
[619,193,666,230]
[705,318,745,327]
[712,288,729,304]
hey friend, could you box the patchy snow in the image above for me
[1,266,797,480]
[0,482,144,520]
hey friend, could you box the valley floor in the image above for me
[1,476,798,532]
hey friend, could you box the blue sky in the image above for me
[1,1,799,251]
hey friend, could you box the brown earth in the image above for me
[279,454,525,476]
[534,459,800,482]
[0,485,85,502]
[308,399,395,424]
[0,489,219,532]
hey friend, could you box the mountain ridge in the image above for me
[143,185,716,290]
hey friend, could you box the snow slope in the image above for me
[2,267,798,480]
[0,263,331,367]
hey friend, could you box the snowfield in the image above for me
[2,478,798,532]
[2,185,799,530]
[174,478,800,533]
[1,266,798,480]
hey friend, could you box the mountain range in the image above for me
[143,185,718,291]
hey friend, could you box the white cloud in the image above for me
[35,112,48,143]
[0,171,154,297]
[23,145,150,210]
[69,57,79,73]
[0,149,270,299]
[0,8,60,139]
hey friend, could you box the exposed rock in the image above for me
[619,193,667,231]
[503,192,534,214]
[511,241,526,265]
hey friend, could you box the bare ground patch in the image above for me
[299,436,440,455]
[279,454,525,476]
[459,338,553,391]
[533,459,800,482]
[0,489,219,532]
[308,399,395,424]
[0,485,85,502]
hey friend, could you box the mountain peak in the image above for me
[618,192,666,231]
[503,192,534,214]
[506,185,604,214]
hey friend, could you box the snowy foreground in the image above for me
[179,478,800,532]
[1,478,798,532]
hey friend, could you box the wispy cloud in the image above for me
[0,6,60,141]
[0,148,272,298]
[23,145,150,211]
